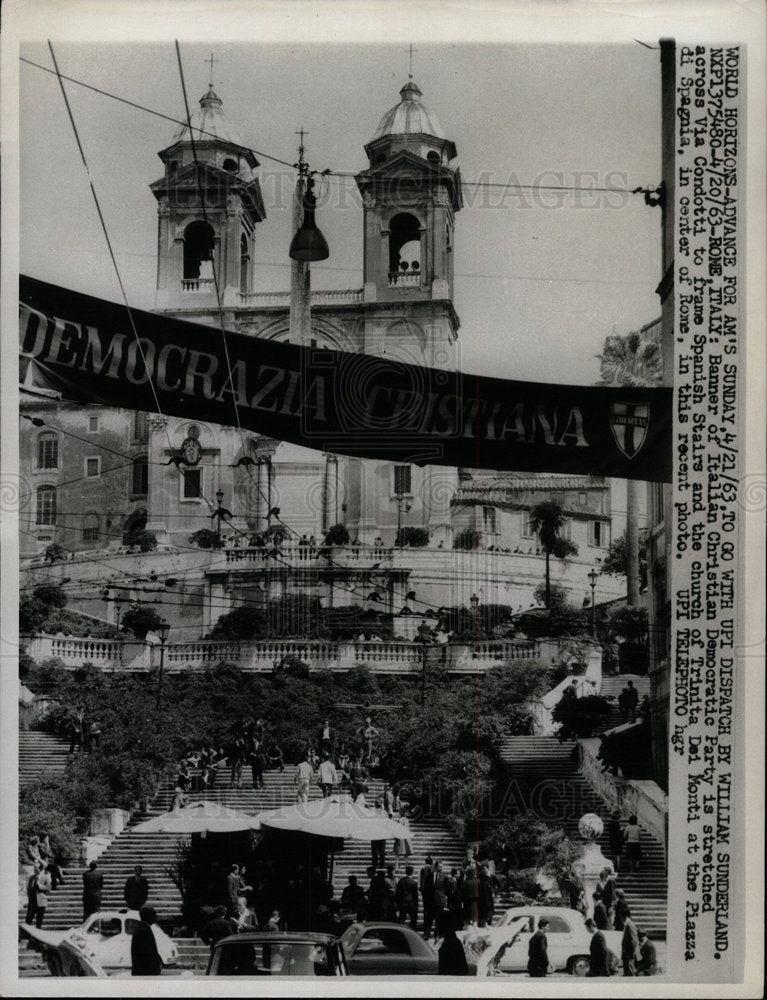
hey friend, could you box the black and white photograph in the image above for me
[2,1,763,994]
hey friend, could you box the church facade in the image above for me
[20,75,624,635]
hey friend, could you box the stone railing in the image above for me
[580,738,668,862]
[181,278,215,292]
[238,288,363,307]
[223,544,393,566]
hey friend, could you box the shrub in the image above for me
[121,606,165,640]
[395,526,429,547]
[32,584,68,609]
[324,523,350,546]
[207,606,265,641]
[127,529,158,552]
[453,528,480,550]
[188,528,220,549]
[43,543,67,563]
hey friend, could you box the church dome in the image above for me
[169,87,246,148]
[372,79,448,142]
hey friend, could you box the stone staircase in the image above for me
[19,761,467,975]
[19,730,70,787]
[597,674,651,733]
[497,735,667,938]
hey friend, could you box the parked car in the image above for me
[494,905,624,975]
[206,932,349,976]
[340,920,528,977]
[20,909,179,976]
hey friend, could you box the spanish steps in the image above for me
[497,732,667,939]
[19,730,70,787]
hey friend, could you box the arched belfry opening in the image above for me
[389,213,421,279]
[183,221,215,280]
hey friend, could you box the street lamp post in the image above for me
[588,569,599,636]
[155,619,170,710]
[214,489,225,547]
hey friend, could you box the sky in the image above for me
[19,36,663,387]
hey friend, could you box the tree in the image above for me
[324,523,350,546]
[598,330,661,606]
[121,606,164,640]
[207,606,266,641]
[395,526,429,547]
[528,502,578,609]
[188,528,221,549]
[127,529,158,552]
[601,530,648,590]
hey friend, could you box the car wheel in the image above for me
[46,951,64,977]
[568,955,590,976]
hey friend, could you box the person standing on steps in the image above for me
[607,809,624,871]
[124,865,150,911]
[395,865,419,930]
[621,908,640,976]
[33,863,52,928]
[294,751,314,803]
[82,860,103,921]
[420,855,437,938]
[623,814,643,872]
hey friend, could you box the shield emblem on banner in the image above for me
[611,402,650,459]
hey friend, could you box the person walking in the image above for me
[250,739,266,790]
[124,865,150,911]
[613,889,630,931]
[318,753,337,797]
[607,810,623,871]
[225,864,241,918]
[585,917,612,976]
[621,910,640,976]
[131,905,162,975]
[623,815,642,872]
[295,752,314,803]
[25,863,41,924]
[82,860,103,921]
[592,891,610,930]
[636,929,658,975]
[437,911,469,975]
[395,865,419,930]
[527,917,550,977]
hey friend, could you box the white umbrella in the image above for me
[131,800,262,835]
[254,797,412,842]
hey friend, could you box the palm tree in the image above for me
[528,502,578,609]
[598,328,662,606]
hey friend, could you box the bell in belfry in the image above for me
[289,176,330,262]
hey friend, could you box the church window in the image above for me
[521,512,535,539]
[388,213,421,277]
[183,220,215,280]
[223,158,238,173]
[132,411,149,443]
[240,233,250,293]
[88,415,99,433]
[82,513,100,543]
[37,433,59,469]
[588,520,609,548]
[132,456,149,496]
[482,506,497,534]
[36,485,57,526]
[375,153,386,166]
[427,150,440,164]
[84,456,101,478]
[393,465,412,497]
[181,468,203,500]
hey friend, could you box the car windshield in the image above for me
[212,941,335,976]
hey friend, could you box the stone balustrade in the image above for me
[238,288,363,307]
[223,544,393,566]
[23,633,557,676]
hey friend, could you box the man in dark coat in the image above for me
[459,867,479,929]
[586,917,612,976]
[527,918,550,977]
[225,864,240,917]
[621,911,639,976]
[420,856,437,937]
[395,865,419,929]
[593,891,610,930]
[636,930,658,975]
[477,866,494,927]
[131,905,162,976]
[82,861,103,921]
[438,911,469,975]
[202,905,237,945]
[340,875,367,921]
[124,865,150,911]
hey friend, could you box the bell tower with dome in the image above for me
[356,76,463,307]
[150,83,266,313]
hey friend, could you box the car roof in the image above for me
[214,932,339,946]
